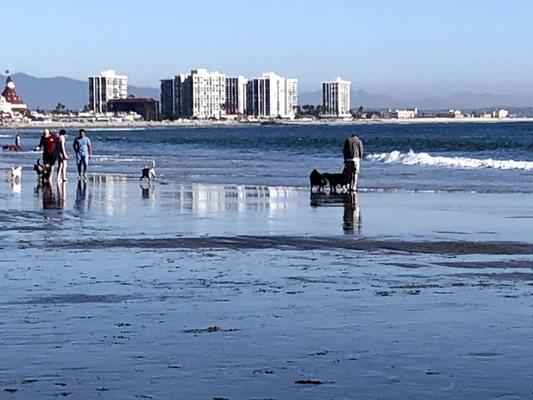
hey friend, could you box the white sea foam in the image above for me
[367,150,533,171]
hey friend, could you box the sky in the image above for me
[3,0,533,97]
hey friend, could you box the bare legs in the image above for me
[57,160,68,181]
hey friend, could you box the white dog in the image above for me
[140,161,156,181]
[10,166,22,183]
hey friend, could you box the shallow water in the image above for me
[1,122,533,192]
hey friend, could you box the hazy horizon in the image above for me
[5,0,533,97]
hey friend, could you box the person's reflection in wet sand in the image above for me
[343,192,361,235]
[75,179,91,213]
[42,183,63,210]
[57,181,67,209]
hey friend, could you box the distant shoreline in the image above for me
[2,117,533,131]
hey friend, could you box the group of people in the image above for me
[35,129,93,182]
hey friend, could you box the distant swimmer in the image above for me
[343,133,364,192]
[73,129,93,180]
[2,132,22,151]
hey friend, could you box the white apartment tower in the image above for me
[171,69,227,119]
[322,76,351,117]
[191,69,226,119]
[88,70,128,113]
[246,72,298,118]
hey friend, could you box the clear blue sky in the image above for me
[3,0,533,96]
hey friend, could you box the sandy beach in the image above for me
[0,173,532,399]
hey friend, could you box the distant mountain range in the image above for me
[2,73,533,111]
[299,88,533,110]
[0,73,159,110]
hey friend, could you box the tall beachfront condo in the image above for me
[169,69,226,119]
[246,72,298,119]
[225,76,248,115]
[160,79,175,119]
[322,77,351,117]
[88,70,128,113]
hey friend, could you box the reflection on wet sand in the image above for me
[310,192,361,234]
[75,180,92,212]
[42,182,65,210]
[11,180,21,194]
[140,183,155,200]
[88,174,128,216]
[172,184,297,215]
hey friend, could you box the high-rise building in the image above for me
[88,70,128,113]
[160,79,175,119]
[168,69,226,119]
[174,74,193,118]
[322,77,351,117]
[246,72,298,118]
[225,76,247,115]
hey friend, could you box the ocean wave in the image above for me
[367,150,533,171]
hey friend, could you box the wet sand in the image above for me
[0,174,532,399]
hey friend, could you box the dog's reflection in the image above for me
[42,182,66,210]
[310,192,361,235]
[140,183,155,200]
[11,180,21,194]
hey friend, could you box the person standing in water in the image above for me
[14,133,21,150]
[73,129,93,179]
[34,129,59,181]
[343,133,364,191]
[56,129,69,182]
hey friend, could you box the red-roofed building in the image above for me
[1,75,28,115]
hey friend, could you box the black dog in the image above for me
[309,169,327,193]
[33,159,49,183]
[140,161,156,181]
[324,170,351,194]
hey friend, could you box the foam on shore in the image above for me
[367,149,533,171]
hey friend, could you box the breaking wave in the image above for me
[367,150,533,171]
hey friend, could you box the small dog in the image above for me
[324,170,351,194]
[10,165,22,183]
[33,159,48,182]
[140,161,156,181]
[309,169,327,193]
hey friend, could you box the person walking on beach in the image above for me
[56,129,69,182]
[34,129,59,181]
[343,133,364,191]
[73,129,92,179]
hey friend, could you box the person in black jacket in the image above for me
[343,134,364,191]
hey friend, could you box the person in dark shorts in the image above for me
[73,129,93,179]
[343,133,364,191]
[34,129,59,181]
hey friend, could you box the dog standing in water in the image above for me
[309,169,327,193]
[33,159,49,183]
[10,166,22,183]
[140,161,156,181]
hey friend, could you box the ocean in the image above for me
[1,122,533,192]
